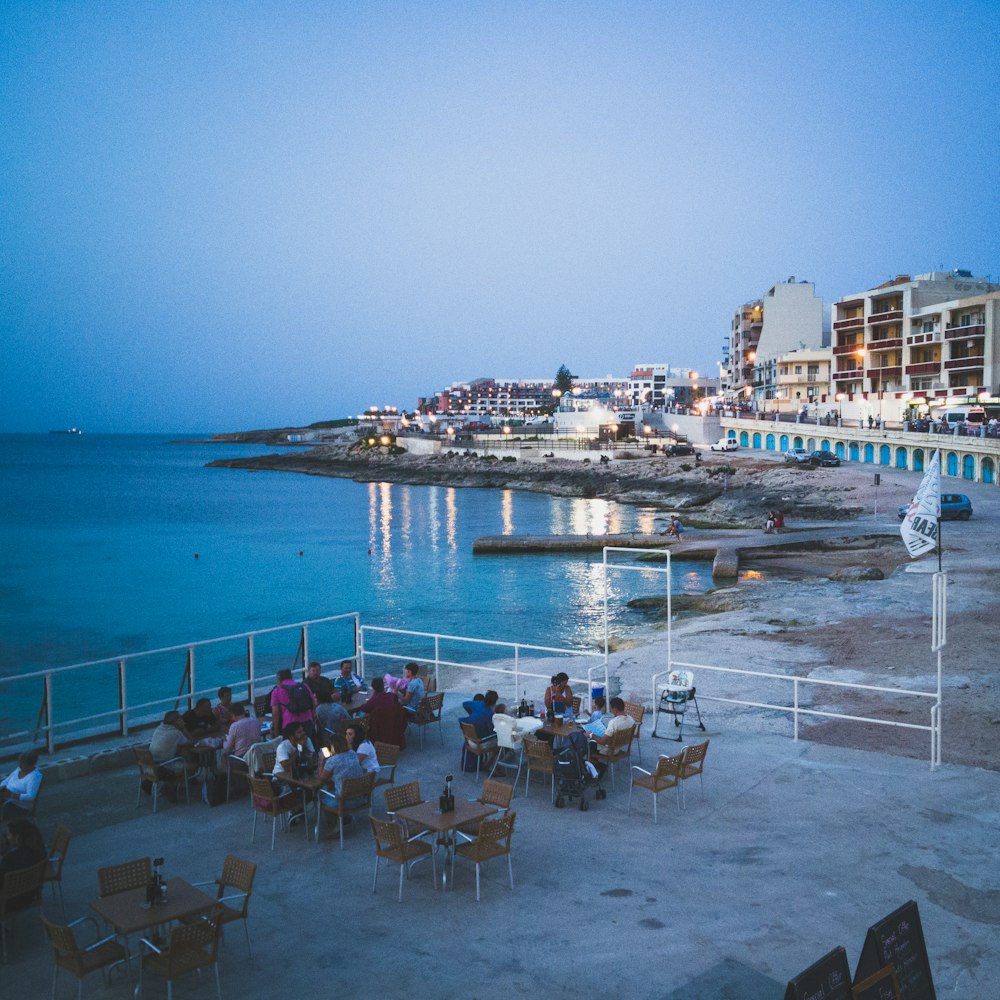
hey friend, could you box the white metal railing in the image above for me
[0,613,360,755]
[358,625,608,707]
[653,660,940,766]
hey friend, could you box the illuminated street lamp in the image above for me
[835,393,845,424]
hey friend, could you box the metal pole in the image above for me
[118,658,128,736]
[187,647,195,710]
[44,672,54,753]
[513,645,520,703]
[247,635,255,700]
[793,678,799,740]
[301,625,309,676]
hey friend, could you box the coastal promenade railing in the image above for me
[654,660,940,766]
[359,625,609,706]
[0,613,360,755]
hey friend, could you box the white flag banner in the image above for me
[900,449,941,558]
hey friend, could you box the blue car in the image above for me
[898,493,973,521]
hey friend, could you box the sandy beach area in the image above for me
[210,440,998,772]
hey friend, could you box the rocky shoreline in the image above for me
[206,439,869,525]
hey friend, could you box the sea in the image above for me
[0,433,711,737]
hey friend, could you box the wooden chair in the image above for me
[97,857,151,898]
[597,725,635,790]
[43,823,72,915]
[622,701,646,760]
[133,746,190,812]
[459,721,498,781]
[372,742,399,789]
[139,910,222,1000]
[410,691,445,747]
[678,739,710,807]
[41,913,130,996]
[319,772,375,850]
[247,777,304,851]
[383,780,428,845]
[628,752,683,823]
[457,779,513,838]
[0,858,47,963]
[452,811,516,901]
[521,736,555,801]
[369,817,436,902]
[188,855,256,959]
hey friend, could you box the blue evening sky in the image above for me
[2,1,998,433]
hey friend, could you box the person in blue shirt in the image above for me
[399,662,425,717]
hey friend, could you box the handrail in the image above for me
[653,659,940,766]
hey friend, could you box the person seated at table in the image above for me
[182,698,221,740]
[274,723,315,778]
[345,724,380,777]
[459,691,499,740]
[359,678,408,750]
[314,690,351,744]
[212,686,240,730]
[333,659,367,701]
[543,673,573,713]
[0,751,43,821]
[587,698,633,757]
[0,817,46,907]
[319,735,365,810]
[587,695,607,724]
[303,661,336,705]
[149,712,198,782]
[398,662,425,718]
[221,710,263,760]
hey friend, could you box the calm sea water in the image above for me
[0,434,710,731]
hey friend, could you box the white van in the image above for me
[935,406,986,429]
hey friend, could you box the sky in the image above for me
[2,1,998,433]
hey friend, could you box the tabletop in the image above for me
[90,878,217,937]
[394,798,495,834]
[535,718,584,738]
[278,767,327,792]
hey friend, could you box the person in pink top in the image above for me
[222,713,263,760]
[271,668,317,745]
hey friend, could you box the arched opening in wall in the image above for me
[765,433,775,451]
[864,443,874,463]
[848,443,859,461]
[779,434,789,451]
[947,452,958,477]
[895,447,908,469]
[913,449,924,473]
[739,431,749,446]
[793,436,804,449]
[983,457,994,484]
[879,444,890,465]
[962,454,975,480]
[835,442,845,459]
[752,432,761,449]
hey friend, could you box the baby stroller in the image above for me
[552,731,605,810]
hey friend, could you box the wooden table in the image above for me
[90,877,217,938]
[535,718,584,739]
[394,799,496,890]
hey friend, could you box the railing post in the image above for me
[358,626,367,680]
[186,647,195,711]
[118,658,129,736]
[44,672,55,753]
[301,625,309,675]
[354,614,362,678]
[247,635,255,700]
[793,678,799,740]
[513,645,520,701]
[434,635,440,690]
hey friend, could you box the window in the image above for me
[794,366,802,374]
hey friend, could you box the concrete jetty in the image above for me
[473,525,900,579]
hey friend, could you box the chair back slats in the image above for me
[370,815,405,852]
[1,858,47,916]
[623,701,645,732]
[383,780,421,814]
[682,740,709,772]
[656,753,684,779]
[480,779,514,811]
[522,736,552,765]
[98,857,152,898]
[219,855,256,901]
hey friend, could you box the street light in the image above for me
[835,393,844,424]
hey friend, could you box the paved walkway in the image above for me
[8,694,999,999]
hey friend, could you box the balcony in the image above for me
[833,316,864,331]
[866,366,902,380]
[832,369,863,382]
[906,332,941,346]
[867,337,902,350]
[868,310,903,325]
[833,343,865,356]
[944,356,985,371]
[904,362,940,376]
[944,323,985,341]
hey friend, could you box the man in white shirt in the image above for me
[588,698,634,756]
[0,751,43,819]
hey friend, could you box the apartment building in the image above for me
[727,278,826,404]
[774,349,832,411]
[627,363,713,408]
[831,271,1000,419]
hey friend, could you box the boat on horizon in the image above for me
[49,427,83,434]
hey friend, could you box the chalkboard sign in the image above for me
[785,946,852,1000]
[854,901,935,1000]
[852,965,900,1000]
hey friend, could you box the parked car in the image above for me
[783,447,811,464]
[810,449,841,467]
[710,438,739,452]
[664,442,695,457]
[897,493,973,521]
